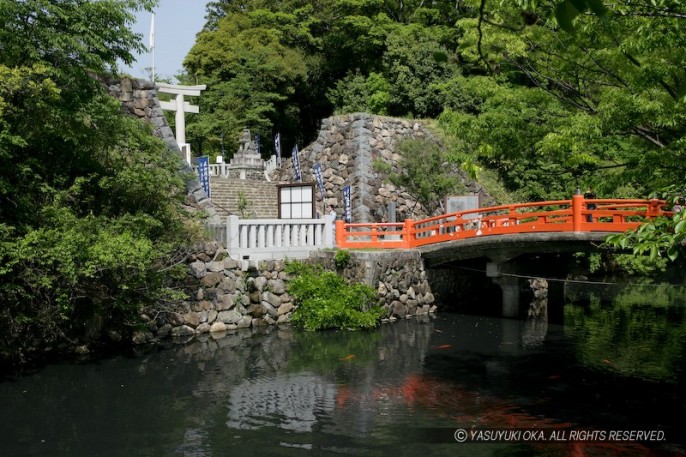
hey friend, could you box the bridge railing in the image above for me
[207,215,335,260]
[334,197,668,249]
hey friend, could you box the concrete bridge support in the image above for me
[485,254,568,319]
[487,259,523,318]
[492,276,521,318]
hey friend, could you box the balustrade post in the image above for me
[307,224,315,246]
[239,223,248,249]
[572,194,583,232]
[647,199,661,218]
[266,225,274,248]
[509,206,517,226]
[283,224,291,247]
[275,224,283,247]
[403,219,415,248]
[335,220,345,247]
[227,215,240,253]
[300,224,307,246]
[257,225,265,249]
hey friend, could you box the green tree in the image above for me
[0,0,198,363]
[452,0,686,197]
[183,10,309,157]
[438,76,576,200]
[327,70,391,115]
[188,0,474,152]
[383,24,460,117]
[447,0,686,258]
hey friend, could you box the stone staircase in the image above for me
[210,177,279,218]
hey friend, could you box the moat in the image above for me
[1,281,684,457]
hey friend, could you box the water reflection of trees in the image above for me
[564,283,686,382]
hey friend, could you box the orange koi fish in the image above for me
[431,344,452,350]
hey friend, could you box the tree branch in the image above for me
[477,0,494,75]
[632,126,666,148]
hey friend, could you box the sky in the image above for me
[122,0,208,82]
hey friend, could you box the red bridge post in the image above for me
[402,219,415,248]
[335,220,345,247]
[572,194,584,232]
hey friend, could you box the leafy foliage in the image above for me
[334,249,351,270]
[183,10,309,156]
[287,262,383,331]
[0,0,200,363]
[452,1,686,200]
[327,71,391,115]
[184,0,468,157]
[606,212,686,262]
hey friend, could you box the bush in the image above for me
[334,249,351,270]
[286,262,384,331]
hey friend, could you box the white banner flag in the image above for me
[275,133,281,167]
[292,145,301,182]
[149,13,155,48]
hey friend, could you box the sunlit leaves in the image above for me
[606,210,686,262]
[184,10,309,154]
[287,262,383,331]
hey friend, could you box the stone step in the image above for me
[209,177,279,218]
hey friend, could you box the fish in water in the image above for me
[431,344,452,350]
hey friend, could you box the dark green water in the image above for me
[1,283,685,456]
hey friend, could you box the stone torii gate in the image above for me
[156,82,206,165]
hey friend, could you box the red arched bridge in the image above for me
[334,196,668,265]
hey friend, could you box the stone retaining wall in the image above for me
[308,250,437,319]
[270,113,494,222]
[135,244,436,343]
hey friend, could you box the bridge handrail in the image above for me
[334,197,668,249]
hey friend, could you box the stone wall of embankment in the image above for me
[134,244,436,344]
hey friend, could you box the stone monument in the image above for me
[228,129,266,180]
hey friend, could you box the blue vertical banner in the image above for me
[292,145,301,182]
[343,185,352,223]
[313,162,325,203]
[254,134,261,155]
[274,133,281,167]
[197,156,211,198]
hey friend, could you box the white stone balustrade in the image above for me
[192,155,277,178]
[206,215,335,260]
[193,163,225,176]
